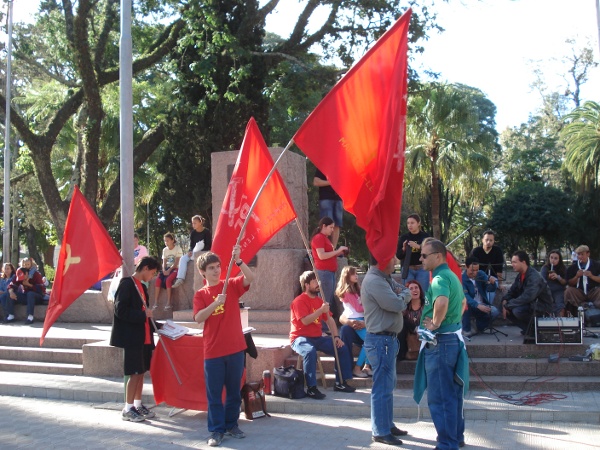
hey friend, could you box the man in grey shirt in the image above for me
[362,255,411,446]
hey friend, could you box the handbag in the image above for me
[241,380,270,420]
[405,332,421,360]
[273,366,306,399]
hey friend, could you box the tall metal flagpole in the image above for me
[3,0,13,265]
[596,0,600,57]
[120,0,134,276]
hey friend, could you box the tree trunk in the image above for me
[430,156,441,239]
[26,224,45,277]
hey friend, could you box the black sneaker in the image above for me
[391,425,408,436]
[306,386,326,400]
[137,404,155,419]
[334,382,356,393]
[24,318,34,325]
[207,431,224,447]
[121,407,145,422]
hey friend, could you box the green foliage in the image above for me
[404,82,499,240]
[487,182,574,261]
[561,101,600,191]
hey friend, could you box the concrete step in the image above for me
[249,321,290,335]
[0,371,596,423]
[0,335,98,349]
[0,359,83,375]
[248,310,290,322]
[0,346,82,365]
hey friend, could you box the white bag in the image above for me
[107,267,123,302]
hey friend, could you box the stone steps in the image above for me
[0,359,83,375]
[0,345,82,365]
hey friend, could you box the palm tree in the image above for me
[561,101,600,191]
[404,83,498,239]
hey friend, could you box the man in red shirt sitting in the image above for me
[290,271,355,399]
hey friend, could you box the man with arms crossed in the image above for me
[362,254,411,446]
[415,239,468,450]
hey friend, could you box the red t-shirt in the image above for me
[311,233,337,272]
[193,276,249,359]
[289,292,331,343]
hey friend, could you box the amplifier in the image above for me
[535,317,582,345]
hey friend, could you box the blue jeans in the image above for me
[462,305,500,332]
[291,335,353,386]
[316,270,338,327]
[319,199,343,226]
[507,303,535,333]
[204,350,245,433]
[5,291,43,316]
[403,268,430,293]
[364,333,398,437]
[424,333,465,450]
[177,253,192,280]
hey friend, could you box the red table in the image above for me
[150,334,208,411]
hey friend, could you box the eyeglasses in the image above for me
[420,252,440,259]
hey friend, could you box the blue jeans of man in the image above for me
[204,350,244,433]
[319,199,343,227]
[424,333,465,450]
[403,267,430,293]
[364,333,398,437]
[291,335,353,386]
[462,305,500,332]
[5,291,43,316]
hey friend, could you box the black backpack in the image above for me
[273,366,306,399]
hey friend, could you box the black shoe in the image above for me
[306,386,326,400]
[24,318,34,325]
[460,441,465,448]
[334,382,356,393]
[391,425,408,436]
[372,434,403,446]
[3,317,15,324]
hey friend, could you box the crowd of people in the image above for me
[5,193,596,450]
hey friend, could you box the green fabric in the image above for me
[413,335,470,404]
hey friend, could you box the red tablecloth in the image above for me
[150,334,208,411]
[150,334,246,411]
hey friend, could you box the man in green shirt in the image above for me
[414,239,468,450]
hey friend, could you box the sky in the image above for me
[10,0,600,131]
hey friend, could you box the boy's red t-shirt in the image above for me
[193,276,249,359]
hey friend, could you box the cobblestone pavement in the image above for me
[0,396,597,449]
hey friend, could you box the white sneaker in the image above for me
[172,278,184,288]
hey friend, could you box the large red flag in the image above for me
[212,117,297,278]
[41,186,122,344]
[293,9,412,266]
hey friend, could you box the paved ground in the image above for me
[0,395,598,449]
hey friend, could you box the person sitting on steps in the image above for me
[151,232,182,311]
[173,215,212,288]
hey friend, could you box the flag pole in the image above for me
[220,139,294,295]
[294,218,344,380]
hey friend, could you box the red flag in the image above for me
[41,186,122,344]
[293,9,412,266]
[212,117,297,278]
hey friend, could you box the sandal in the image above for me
[362,367,373,377]
[163,305,173,311]
[151,304,158,310]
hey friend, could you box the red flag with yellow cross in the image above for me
[41,186,122,345]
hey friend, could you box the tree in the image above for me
[157,0,442,226]
[561,101,600,191]
[487,182,574,262]
[0,0,185,238]
[404,82,499,240]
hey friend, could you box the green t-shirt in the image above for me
[421,263,464,329]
